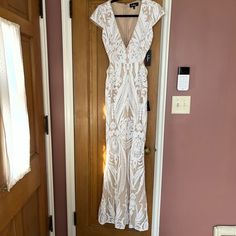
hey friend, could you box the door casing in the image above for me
[40,0,55,235]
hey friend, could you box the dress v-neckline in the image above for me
[109,0,143,51]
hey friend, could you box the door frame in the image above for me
[40,0,55,235]
[151,0,172,234]
[61,1,76,236]
[61,0,172,235]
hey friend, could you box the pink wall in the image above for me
[45,1,67,235]
[160,0,236,235]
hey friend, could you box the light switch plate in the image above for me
[171,96,191,114]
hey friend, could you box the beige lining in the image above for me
[111,0,141,47]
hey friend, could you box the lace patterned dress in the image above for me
[90,0,164,231]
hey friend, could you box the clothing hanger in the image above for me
[111,0,140,17]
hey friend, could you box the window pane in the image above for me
[0,17,30,191]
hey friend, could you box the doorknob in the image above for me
[144,147,151,155]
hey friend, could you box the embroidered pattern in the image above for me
[90,0,164,231]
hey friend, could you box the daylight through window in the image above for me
[0,17,30,191]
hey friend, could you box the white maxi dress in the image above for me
[90,0,164,231]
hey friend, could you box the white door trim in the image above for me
[61,0,172,235]
[61,1,76,236]
[39,0,55,235]
[151,0,172,235]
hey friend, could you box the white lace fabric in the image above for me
[90,0,164,231]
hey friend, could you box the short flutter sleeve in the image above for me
[151,2,165,27]
[90,5,105,29]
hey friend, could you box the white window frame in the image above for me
[61,0,172,235]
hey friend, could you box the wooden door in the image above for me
[0,0,48,235]
[73,0,163,235]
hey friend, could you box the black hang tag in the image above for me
[130,2,139,9]
[144,49,152,67]
[147,100,151,111]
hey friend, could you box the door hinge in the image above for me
[69,0,72,18]
[44,115,49,135]
[39,0,43,18]
[48,215,53,232]
[74,211,77,226]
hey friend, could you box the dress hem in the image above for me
[99,219,148,232]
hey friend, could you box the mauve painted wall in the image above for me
[45,0,67,235]
[160,0,236,235]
